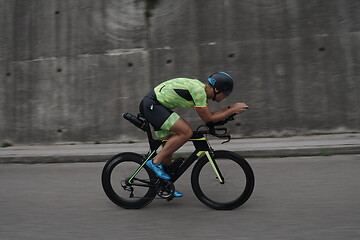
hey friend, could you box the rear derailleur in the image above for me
[121,180,135,198]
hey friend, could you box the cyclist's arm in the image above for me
[195,106,233,123]
[195,103,249,123]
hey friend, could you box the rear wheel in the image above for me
[191,151,255,210]
[101,152,157,209]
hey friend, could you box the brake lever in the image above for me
[212,130,231,144]
[222,136,231,144]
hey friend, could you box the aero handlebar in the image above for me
[199,114,237,144]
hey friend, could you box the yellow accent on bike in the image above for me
[196,151,206,157]
[190,137,206,141]
[128,150,156,183]
[161,137,206,142]
[205,151,224,184]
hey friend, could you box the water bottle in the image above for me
[123,113,148,131]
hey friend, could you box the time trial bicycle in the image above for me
[101,113,255,210]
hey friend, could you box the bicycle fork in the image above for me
[199,151,225,184]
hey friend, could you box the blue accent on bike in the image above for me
[146,159,171,180]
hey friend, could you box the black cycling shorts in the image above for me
[139,90,180,138]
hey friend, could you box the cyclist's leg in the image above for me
[157,135,173,166]
[157,133,185,166]
[153,118,192,165]
[156,132,186,198]
[146,115,189,197]
[139,92,176,179]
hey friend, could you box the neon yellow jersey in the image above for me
[154,78,208,109]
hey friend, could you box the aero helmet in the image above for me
[208,72,234,99]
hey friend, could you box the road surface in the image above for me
[1,155,359,239]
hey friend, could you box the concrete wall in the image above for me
[1,0,359,144]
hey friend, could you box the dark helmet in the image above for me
[207,72,234,96]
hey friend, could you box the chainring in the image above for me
[155,180,175,199]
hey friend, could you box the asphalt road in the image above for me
[1,155,359,240]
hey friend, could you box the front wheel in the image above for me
[101,152,157,209]
[191,151,255,210]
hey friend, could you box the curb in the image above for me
[1,146,359,164]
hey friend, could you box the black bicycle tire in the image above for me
[101,152,157,209]
[191,150,255,210]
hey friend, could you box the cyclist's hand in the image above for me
[230,103,249,114]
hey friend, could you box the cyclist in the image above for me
[139,72,249,197]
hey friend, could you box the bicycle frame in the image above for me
[127,130,225,186]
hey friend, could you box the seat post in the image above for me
[142,118,162,152]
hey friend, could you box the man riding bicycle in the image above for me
[139,72,249,197]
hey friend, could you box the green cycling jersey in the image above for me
[154,78,208,109]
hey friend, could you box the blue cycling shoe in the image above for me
[146,159,171,180]
[173,190,183,198]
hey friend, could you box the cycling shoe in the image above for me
[173,190,183,198]
[146,159,171,180]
